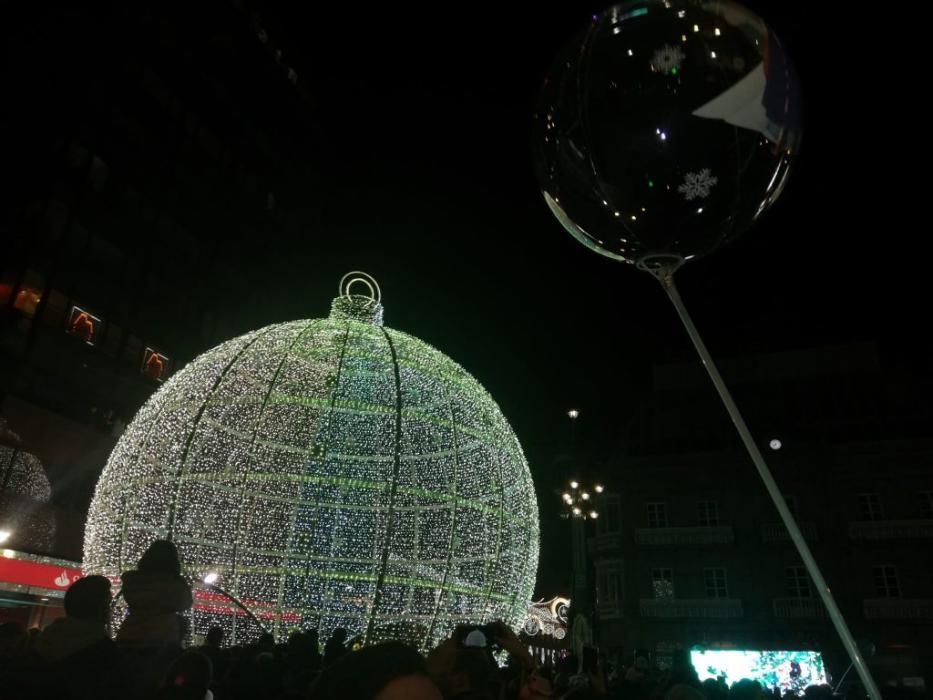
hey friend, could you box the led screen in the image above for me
[690,649,828,694]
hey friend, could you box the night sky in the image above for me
[226,2,926,596]
[18,1,918,594]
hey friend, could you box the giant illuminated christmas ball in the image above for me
[83,274,539,650]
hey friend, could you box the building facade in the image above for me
[590,345,933,692]
[1,1,323,563]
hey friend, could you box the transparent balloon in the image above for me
[533,0,802,265]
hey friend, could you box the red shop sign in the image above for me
[0,558,83,590]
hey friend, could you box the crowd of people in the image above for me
[0,541,894,700]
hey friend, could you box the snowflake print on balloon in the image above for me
[678,169,719,200]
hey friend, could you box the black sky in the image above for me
[7,0,913,594]
[233,1,931,596]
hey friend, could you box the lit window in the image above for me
[142,347,170,382]
[13,287,43,317]
[3,270,45,317]
[67,306,102,345]
[652,568,674,599]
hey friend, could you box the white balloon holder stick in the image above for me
[637,254,881,700]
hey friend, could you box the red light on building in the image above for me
[193,590,301,623]
[67,306,102,345]
[0,557,83,590]
[13,287,43,317]
[142,347,170,381]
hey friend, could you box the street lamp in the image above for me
[561,480,600,521]
[559,477,602,664]
[0,530,11,545]
[567,409,580,420]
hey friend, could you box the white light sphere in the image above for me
[83,276,540,650]
[0,446,55,550]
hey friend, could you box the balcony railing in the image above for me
[848,520,933,541]
[773,597,828,619]
[634,526,734,546]
[863,598,933,620]
[760,522,819,543]
[640,598,743,618]
[592,533,622,554]
[597,600,623,619]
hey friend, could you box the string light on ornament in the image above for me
[83,273,540,651]
[0,447,51,502]
[0,446,56,549]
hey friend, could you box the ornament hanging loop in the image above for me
[339,271,382,305]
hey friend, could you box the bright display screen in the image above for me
[690,649,828,693]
